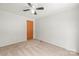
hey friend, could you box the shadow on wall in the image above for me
[76,5,79,55]
[76,15,79,55]
[76,25,79,55]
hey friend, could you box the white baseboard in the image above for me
[37,39,79,53]
[0,39,26,47]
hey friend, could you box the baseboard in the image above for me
[0,39,26,47]
[36,39,79,54]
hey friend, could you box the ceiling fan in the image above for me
[23,3,44,15]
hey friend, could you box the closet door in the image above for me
[27,20,33,40]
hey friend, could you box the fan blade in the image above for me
[23,9,30,11]
[36,7,44,10]
[27,3,32,7]
[34,11,37,15]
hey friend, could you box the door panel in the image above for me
[27,21,33,40]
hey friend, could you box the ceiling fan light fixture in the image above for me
[23,3,44,15]
[31,9,35,13]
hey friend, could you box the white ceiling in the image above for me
[0,3,45,19]
[0,3,77,19]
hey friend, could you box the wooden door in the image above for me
[27,20,33,40]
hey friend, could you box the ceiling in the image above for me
[0,3,77,19]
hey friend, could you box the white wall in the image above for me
[35,4,79,52]
[0,10,27,47]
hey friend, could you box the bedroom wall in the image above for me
[0,10,27,47]
[35,4,79,52]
